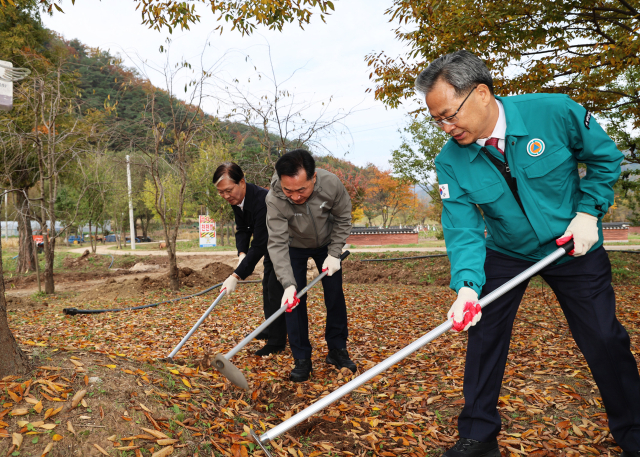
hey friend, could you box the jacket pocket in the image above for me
[467,182,503,204]
[523,146,573,178]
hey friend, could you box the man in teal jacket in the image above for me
[417,50,640,457]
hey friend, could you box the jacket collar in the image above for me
[464,95,529,162]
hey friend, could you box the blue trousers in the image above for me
[460,247,640,451]
[285,245,349,359]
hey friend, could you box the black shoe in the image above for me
[254,344,285,356]
[622,452,640,457]
[326,348,357,373]
[255,331,269,341]
[443,438,500,457]
[289,359,312,382]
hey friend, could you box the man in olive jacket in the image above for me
[266,149,355,382]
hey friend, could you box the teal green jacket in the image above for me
[435,94,623,296]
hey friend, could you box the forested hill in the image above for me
[64,38,367,178]
[1,3,368,183]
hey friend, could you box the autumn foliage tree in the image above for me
[368,0,640,127]
[364,168,415,228]
[28,0,337,35]
[322,157,369,223]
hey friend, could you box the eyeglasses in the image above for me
[428,86,478,127]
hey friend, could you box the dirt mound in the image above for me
[201,262,235,278]
[129,262,161,272]
[342,258,451,286]
[72,262,237,303]
[62,249,91,268]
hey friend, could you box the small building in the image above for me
[346,227,419,246]
[602,222,629,242]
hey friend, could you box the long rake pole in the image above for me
[165,289,227,359]
[252,242,573,449]
[221,250,351,361]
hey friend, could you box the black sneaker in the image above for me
[255,331,269,341]
[254,344,285,356]
[443,438,500,457]
[289,359,312,382]
[622,452,640,457]
[326,348,357,373]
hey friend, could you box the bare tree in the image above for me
[220,45,357,185]
[5,53,102,293]
[127,42,222,290]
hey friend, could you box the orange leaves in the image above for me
[7,275,640,456]
[231,443,248,457]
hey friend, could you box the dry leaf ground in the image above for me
[2,251,640,456]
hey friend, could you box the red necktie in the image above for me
[485,137,503,155]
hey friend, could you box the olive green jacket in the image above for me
[266,168,352,289]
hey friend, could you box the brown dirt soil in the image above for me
[0,349,205,457]
[62,249,91,268]
[5,270,132,289]
[71,262,239,303]
[5,295,46,311]
[342,258,451,286]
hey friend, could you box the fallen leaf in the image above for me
[141,427,169,439]
[151,446,174,457]
[42,442,54,455]
[12,432,23,449]
[93,443,109,456]
[71,389,87,408]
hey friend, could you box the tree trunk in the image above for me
[168,248,179,290]
[89,220,96,253]
[114,217,121,249]
[0,212,31,377]
[93,223,99,252]
[43,236,55,294]
[219,222,225,246]
[16,190,35,273]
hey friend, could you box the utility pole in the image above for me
[126,155,136,250]
[4,192,7,240]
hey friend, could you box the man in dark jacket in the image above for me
[215,162,286,356]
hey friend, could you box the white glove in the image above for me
[281,285,299,312]
[221,274,239,296]
[558,212,599,257]
[448,287,481,332]
[237,253,246,268]
[321,255,341,276]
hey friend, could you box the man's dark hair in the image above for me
[213,162,244,184]
[275,149,315,180]
[415,50,494,97]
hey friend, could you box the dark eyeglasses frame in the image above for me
[428,85,478,128]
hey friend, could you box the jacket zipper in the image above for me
[307,202,320,247]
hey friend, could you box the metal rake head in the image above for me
[0,63,31,82]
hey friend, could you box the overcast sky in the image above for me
[42,0,423,168]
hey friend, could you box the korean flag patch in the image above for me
[439,184,450,199]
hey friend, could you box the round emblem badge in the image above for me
[527,139,545,157]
